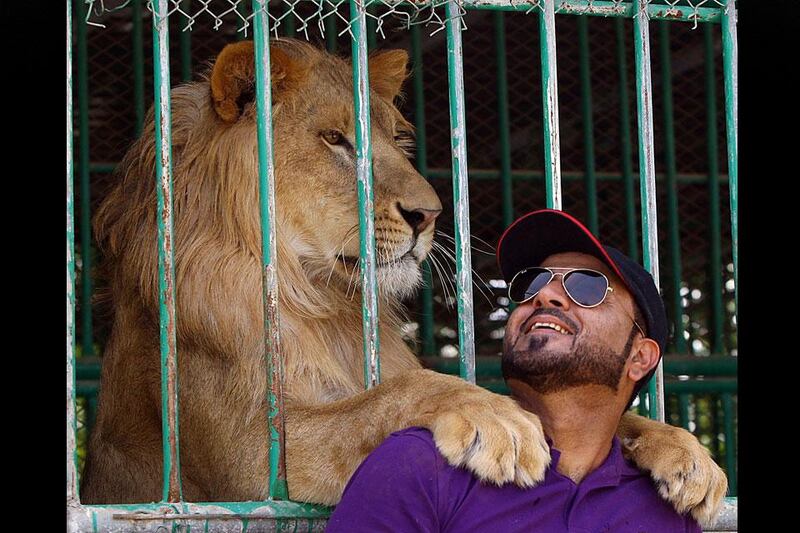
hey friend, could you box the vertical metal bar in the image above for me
[283,1,296,36]
[253,0,288,500]
[659,21,686,353]
[75,0,94,358]
[152,0,182,502]
[349,0,381,389]
[87,395,98,436]
[578,15,598,234]
[723,393,736,495]
[615,19,638,263]
[709,395,721,460]
[721,0,738,312]
[494,12,514,228]
[237,0,250,40]
[367,2,377,51]
[539,0,562,210]
[133,0,145,137]
[704,24,724,354]
[633,0,664,423]
[678,393,690,431]
[446,0,475,383]
[636,391,648,416]
[67,0,78,504]
[411,25,435,357]
[180,0,192,83]
[325,4,338,53]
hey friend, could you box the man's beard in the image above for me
[502,318,637,394]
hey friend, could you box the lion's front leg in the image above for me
[284,369,550,506]
[617,411,728,528]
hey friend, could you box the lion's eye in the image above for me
[321,130,346,146]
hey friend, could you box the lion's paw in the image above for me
[622,429,728,528]
[429,394,550,488]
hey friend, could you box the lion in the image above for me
[80,38,726,526]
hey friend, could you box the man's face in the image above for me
[502,251,640,394]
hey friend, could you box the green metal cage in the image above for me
[67,0,738,530]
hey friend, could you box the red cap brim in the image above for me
[496,209,626,284]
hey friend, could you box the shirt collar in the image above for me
[547,436,626,489]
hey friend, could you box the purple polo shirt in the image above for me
[326,427,700,533]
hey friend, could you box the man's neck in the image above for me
[508,380,625,484]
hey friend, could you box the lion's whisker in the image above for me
[426,251,448,308]
[432,240,495,307]
[327,226,360,288]
[346,257,361,301]
[435,229,495,256]
[427,248,455,310]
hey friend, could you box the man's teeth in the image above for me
[530,322,570,335]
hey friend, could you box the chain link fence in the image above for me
[73,0,737,491]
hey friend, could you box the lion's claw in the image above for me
[623,430,728,528]
[430,392,550,488]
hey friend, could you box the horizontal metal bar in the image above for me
[85,163,730,185]
[426,169,728,184]
[662,356,737,376]
[76,381,99,397]
[707,497,738,531]
[666,379,737,394]
[463,0,727,23]
[68,501,330,533]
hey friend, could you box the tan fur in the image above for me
[80,39,725,527]
[618,412,728,527]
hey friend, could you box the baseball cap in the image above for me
[496,209,668,401]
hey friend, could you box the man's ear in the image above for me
[210,41,307,122]
[627,338,661,382]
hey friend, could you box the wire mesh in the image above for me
[73,0,737,494]
[82,0,475,39]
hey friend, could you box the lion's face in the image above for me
[211,40,442,300]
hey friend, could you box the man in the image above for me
[326,209,706,532]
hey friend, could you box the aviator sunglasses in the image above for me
[508,266,646,335]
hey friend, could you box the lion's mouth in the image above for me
[340,251,419,271]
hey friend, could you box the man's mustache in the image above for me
[519,307,580,336]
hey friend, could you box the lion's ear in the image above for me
[210,41,307,122]
[368,49,409,102]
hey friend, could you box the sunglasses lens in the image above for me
[563,270,608,306]
[509,268,552,303]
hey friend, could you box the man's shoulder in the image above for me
[357,427,448,480]
[614,458,701,530]
[372,427,440,461]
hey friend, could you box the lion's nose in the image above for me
[398,204,442,234]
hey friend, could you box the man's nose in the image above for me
[531,274,571,309]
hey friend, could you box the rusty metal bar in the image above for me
[540,0,562,210]
[253,0,288,500]
[350,0,381,389]
[69,501,329,532]
[75,0,94,359]
[704,23,724,355]
[633,0,664,423]
[446,0,476,382]
[615,18,639,263]
[658,20,686,353]
[152,0,183,503]
[67,0,78,505]
[411,25,436,357]
[721,0,738,312]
